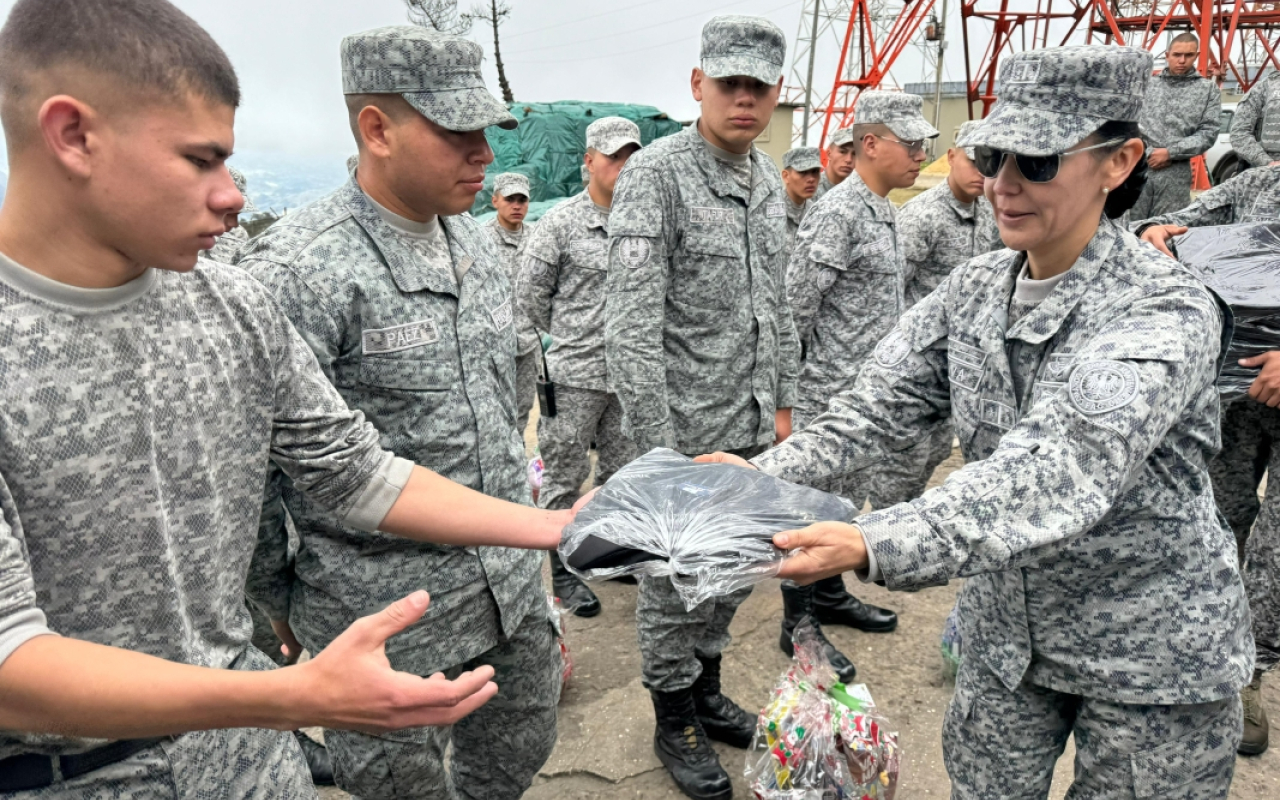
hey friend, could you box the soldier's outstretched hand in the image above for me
[773,522,869,584]
[295,591,498,733]
[693,452,755,469]
[1139,224,1187,257]
[1243,350,1280,407]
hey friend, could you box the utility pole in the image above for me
[801,1,822,144]
[930,0,948,157]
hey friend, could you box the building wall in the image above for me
[920,96,985,155]
[755,103,798,169]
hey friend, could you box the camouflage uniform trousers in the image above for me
[1209,398,1280,672]
[9,646,315,799]
[638,443,768,692]
[324,604,561,800]
[515,349,539,438]
[1130,161,1195,221]
[535,385,637,512]
[945,658,1241,799]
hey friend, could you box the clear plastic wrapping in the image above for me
[746,620,901,799]
[1171,221,1280,399]
[559,448,855,610]
[940,603,963,680]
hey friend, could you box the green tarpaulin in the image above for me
[472,100,683,216]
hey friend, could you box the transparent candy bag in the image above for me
[746,621,901,800]
[940,602,963,679]
[559,448,854,610]
[546,595,573,694]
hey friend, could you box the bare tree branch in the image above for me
[406,0,472,36]
[462,0,514,103]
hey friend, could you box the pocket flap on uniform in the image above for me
[1130,725,1237,798]
[683,228,738,257]
[359,356,457,391]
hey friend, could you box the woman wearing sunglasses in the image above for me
[701,45,1251,798]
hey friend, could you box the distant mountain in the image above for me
[229,151,350,218]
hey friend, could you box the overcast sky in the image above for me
[0,0,980,160]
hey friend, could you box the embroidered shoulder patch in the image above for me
[817,267,840,291]
[618,237,652,268]
[874,329,912,368]
[1068,360,1140,415]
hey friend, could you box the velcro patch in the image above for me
[1006,60,1042,85]
[571,239,607,255]
[363,320,441,355]
[981,400,1016,431]
[874,329,912,368]
[689,206,734,225]
[862,237,893,257]
[490,301,513,331]
[948,338,989,370]
[767,202,787,219]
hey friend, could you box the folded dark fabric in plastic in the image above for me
[1171,221,1280,399]
[559,448,855,610]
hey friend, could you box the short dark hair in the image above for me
[0,0,239,143]
[344,94,417,149]
[850,122,890,155]
[1088,120,1146,219]
[1170,32,1199,49]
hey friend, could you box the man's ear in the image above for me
[39,95,97,179]
[690,68,704,102]
[358,105,395,159]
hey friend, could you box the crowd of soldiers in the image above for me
[0,0,1276,799]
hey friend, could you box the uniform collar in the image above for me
[942,183,977,221]
[580,192,610,231]
[846,171,895,223]
[488,218,524,246]
[686,122,772,207]
[343,178,477,296]
[1158,68,1203,81]
[1005,217,1121,345]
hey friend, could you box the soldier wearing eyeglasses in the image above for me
[704,45,1251,799]
[780,90,938,678]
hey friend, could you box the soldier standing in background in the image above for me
[814,126,855,201]
[603,16,800,800]
[782,90,934,681]
[205,166,256,263]
[780,146,821,251]
[1232,56,1280,170]
[1130,32,1219,219]
[892,118,1001,497]
[485,172,540,436]
[518,117,643,618]
[239,26,559,799]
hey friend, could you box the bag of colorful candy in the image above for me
[546,595,573,695]
[940,602,963,680]
[746,620,900,799]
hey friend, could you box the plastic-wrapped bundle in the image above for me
[745,621,901,799]
[1170,221,1280,399]
[546,596,573,694]
[940,603,963,679]
[559,448,854,610]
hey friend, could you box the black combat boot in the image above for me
[549,551,601,617]
[812,575,898,632]
[294,730,335,786]
[691,655,756,748]
[780,583,858,683]
[650,688,733,800]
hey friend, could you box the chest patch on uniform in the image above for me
[818,267,840,291]
[362,319,441,354]
[981,399,1016,431]
[862,237,893,258]
[874,329,912,368]
[1068,360,1140,415]
[571,239,607,256]
[1044,353,1076,381]
[490,301,514,331]
[766,202,787,219]
[618,237,652,268]
[689,207,734,225]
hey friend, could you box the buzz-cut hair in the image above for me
[1170,32,1199,49]
[345,93,416,149]
[0,0,239,144]
[850,123,890,155]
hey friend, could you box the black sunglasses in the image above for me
[972,138,1126,183]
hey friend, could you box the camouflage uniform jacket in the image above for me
[604,124,801,454]
[517,192,610,392]
[206,225,250,265]
[1232,72,1280,168]
[484,217,540,356]
[238,178,541,674]
[755,220,1253,705]
[0,256,410,759]
[788,171,904,422]
[1138,69,1220,159]
[1135,164,1280,228]
[897,182,1000,309]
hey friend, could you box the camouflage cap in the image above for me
[341,25,517,132]
[956,45,1151,156]
[854,91,939,141]
[228,166,258,213]
[954,120,984,159]
[828,127,855,148]
[700,15,786,84]
[586,116,642,156]
[783,146,822,172]
[493,172,531,198]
